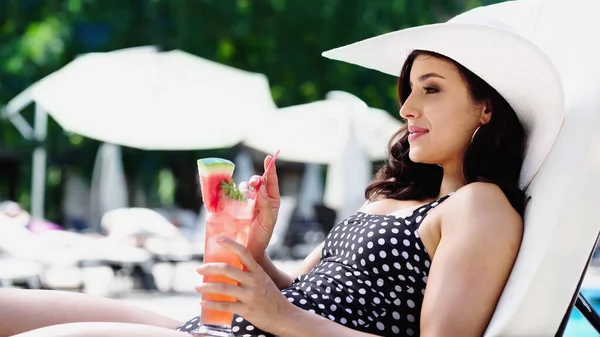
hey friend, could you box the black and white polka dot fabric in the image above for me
[177,195,450,336]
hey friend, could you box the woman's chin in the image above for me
[408,150,427,163]
[409,151,439,166]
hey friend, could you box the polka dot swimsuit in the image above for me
[177,195,450,336]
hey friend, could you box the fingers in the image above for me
[255,183,273,221]
[195,282,247,301]
[248,175,262,189]
[263,155,280,200]
[214,236,260,273]
[248,175,276,229]
[197,261,253,284]
[200,300,241,314]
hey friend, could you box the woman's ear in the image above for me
[480,100,492,125]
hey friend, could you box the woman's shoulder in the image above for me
[442,182,523,229]
[450,182,518,208]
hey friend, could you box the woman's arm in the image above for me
[420,183,523,337]
[257,241,324,289]
[275,305,381,337]
[197,238,378,337]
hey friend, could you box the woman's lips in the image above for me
[408,126,429,142]
[408,131,428,142]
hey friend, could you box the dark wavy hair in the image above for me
[365,50,527,215]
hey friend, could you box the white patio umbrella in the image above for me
[26,46,275,150]
[243,91,402,164]
[2,46,276,219]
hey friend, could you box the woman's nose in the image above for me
[399,96,420,120]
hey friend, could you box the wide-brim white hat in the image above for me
[322,5,565,190]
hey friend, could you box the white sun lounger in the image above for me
[0,257,42,289]
[454,0,600,335]
[0,210,153,294]
[102,207,198,263]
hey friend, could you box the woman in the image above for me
[1,6,564,337]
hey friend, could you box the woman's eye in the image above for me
[424,87,439,94]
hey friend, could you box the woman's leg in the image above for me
[12,322,189,337]
[0,289,182,336]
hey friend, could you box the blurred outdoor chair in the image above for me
[266,196,298,259]
[101,207,181,240]
[314,204,337,234]
[0,214,137,294]
[101,207,202,292]
[102,207,197,262]
[0,256,42,289]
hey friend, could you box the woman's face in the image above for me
[399,54,491,167]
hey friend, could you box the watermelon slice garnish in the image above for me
[197,157,246,212]
[197,158,234,212]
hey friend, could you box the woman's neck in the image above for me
[439,162,466,197]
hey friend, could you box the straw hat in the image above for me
[322,5,565,189]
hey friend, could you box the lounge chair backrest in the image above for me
[101,207,180,239]
[477,0,600,335]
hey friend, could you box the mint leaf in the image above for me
[220,179,246,201]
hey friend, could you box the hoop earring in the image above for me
[471,125,482,143]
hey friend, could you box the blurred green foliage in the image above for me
[0,0,499,221]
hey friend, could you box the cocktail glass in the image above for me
[193,152,278,336]
[191,186,254,336]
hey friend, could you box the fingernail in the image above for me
[215,235,226,242]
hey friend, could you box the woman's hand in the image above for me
[196,236,296,335]
[242,155,281,263]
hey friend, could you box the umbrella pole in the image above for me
[31,103,48,220]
